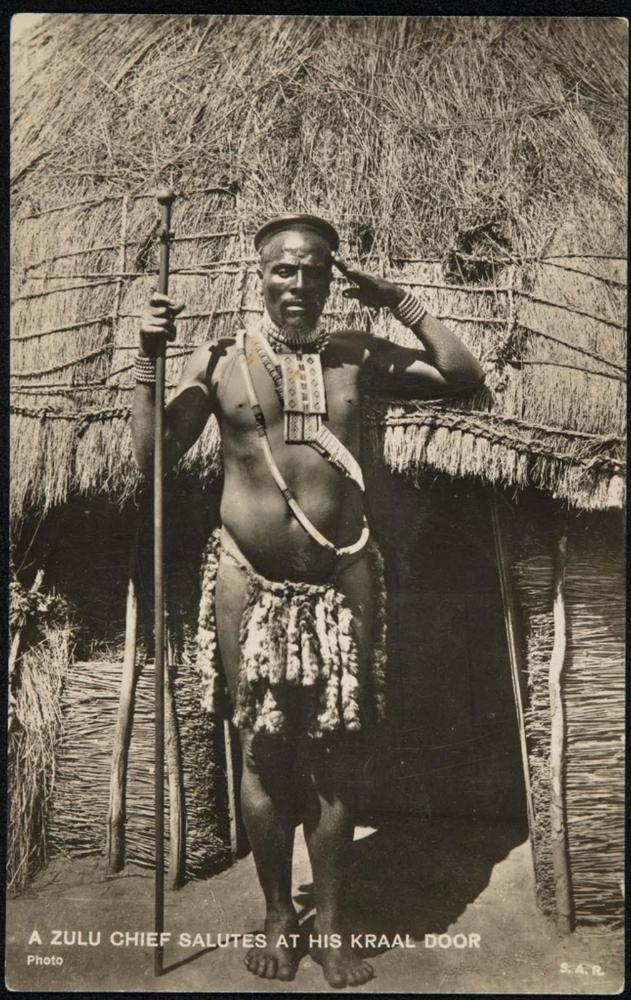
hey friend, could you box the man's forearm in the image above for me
[131,384,157,475]
[391,289,485,388]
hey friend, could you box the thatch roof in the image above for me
[11,15,627,522]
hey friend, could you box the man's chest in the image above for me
[218,348,362,436]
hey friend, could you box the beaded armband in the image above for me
[134,354,157,385]
[392,290,428,328]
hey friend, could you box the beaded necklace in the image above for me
[260,313,330,354]
[257,313,328,444]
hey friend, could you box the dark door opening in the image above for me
[361,469,529,829]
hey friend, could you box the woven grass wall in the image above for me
[513,507,624,929]
[48,657,230,879]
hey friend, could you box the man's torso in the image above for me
[212,331,370,582]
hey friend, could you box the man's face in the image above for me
[258,228,332,330]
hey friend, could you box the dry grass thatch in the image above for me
[10,15,627,523]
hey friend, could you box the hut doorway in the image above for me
[362,468,530,833]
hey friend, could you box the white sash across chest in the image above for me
[235,328,369,558]
[254,331,365,491]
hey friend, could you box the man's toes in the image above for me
[326,968,347,989]
[346,961,371,986]
[244,952,260,974]
[263,957,277,979]
[256,956,269,977]
[359,961,374,982]
[277,960,296,981]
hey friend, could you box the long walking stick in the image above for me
[154,186,175,977]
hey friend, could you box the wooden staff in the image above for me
[154,185,175,977]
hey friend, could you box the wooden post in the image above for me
[105,195,133,873]
[223,719,239,858]
[549,527,573,934]
[490,496,538,879]
[164,630,185,889]
[153,186,175,977]
[106,540,140,874]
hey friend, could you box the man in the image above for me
[132,214,484,988]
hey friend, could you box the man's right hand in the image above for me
[139,293,185,357]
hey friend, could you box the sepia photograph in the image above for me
[7,13,626,993]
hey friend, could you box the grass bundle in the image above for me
[8,624,74,895]
[10,16,626,521]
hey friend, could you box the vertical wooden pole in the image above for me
[490,496,538,878]
[549,528,573,934]
[223,719,239,858]
[227,188,244,861]
[105,194,133,873]
[153,186,174,977]
[106,539,139,873]
[164,630,185,888]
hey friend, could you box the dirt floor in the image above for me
[6,817,624,994]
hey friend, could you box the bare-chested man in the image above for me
[132,214,484,988]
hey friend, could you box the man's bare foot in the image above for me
[244,911,301,981]
[311,934,374,989]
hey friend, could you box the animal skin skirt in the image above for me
[195,527,387,738]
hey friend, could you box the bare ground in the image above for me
[6,818,624,993]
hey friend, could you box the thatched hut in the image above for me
[10,15,625,934]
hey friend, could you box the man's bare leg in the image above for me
[303,552,375,988]
[239,731,300,980]
[215,556,300,980]
[302,740,373,988]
